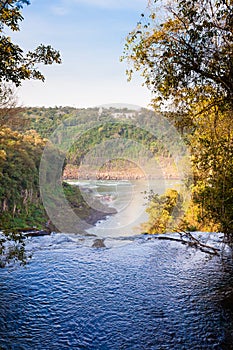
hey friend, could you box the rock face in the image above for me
[63,165,145,180]
[92,239,106,248]
[63,157,180,181]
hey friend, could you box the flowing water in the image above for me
[0,180,233,349]
[70,179,181,237]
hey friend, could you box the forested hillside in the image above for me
[20,105,185,180]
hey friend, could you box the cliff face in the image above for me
[63,157,180,180]
[63,164,145,180]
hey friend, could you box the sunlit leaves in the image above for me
[0,0,61,86]
[142,189,184,234]
[122,0,233,110]
[123,0,233,238]
[0,127,46,216]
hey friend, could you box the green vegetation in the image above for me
[21,106,82,138]
[0,0,61,265]
[123,0,233,241]
[122,0,232,110]
[21,106,185,173]
[0,127,48,267]
[0,1,61,87]
[141,189,184,234]
[69,121,163,166]
[0,128,47,230]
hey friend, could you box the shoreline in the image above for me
[15,208,116,238]
[63,160,180,181]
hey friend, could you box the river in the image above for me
[0,180,233,349]
[68,179,182,238]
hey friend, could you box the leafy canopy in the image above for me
[0,0,61,86]
[122,0,233,111]
[123,0,233,239]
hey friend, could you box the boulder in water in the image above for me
[92,239,106,248]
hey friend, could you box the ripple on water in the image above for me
[0,235,233,349]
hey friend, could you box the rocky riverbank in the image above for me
[21,204,116,238]
[1,182,116,237]
[63,158,180,180]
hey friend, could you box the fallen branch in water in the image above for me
[23,230,51,237]
[148,230,221,256]
[176,229,220,255]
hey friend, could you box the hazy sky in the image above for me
[11,0,152,108]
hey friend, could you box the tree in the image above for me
[0,0,61,87]
[141,189,184,234]
[122,0,233,112]
[189,104,233,241]
[0,0,61,265]
[122,0,233,239]
[0,83,24,127]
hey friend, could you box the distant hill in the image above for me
[97,103,143,111]
[17,105,187,180]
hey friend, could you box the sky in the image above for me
[10,0,152,108]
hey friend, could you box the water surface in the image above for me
[0,233,233,349]
[1,180,233,349]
